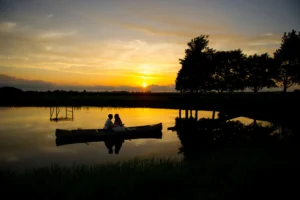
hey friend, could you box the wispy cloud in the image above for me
[208,32,281,55]
[113,21,197,38]
[46,13,53,18]
[0,21,181,85]
[108,17,282,55]
[262,33,273,36]
[0,1,290,87]
[0,21,17,32]
[40,30,77,39]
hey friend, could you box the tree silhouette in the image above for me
[274,30,300,92]
[176,30,299,93]
[175,35,215,93]
[212,50,246,92]
[245,53,277,93]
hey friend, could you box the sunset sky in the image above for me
[0,0,299,91]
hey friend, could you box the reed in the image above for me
[1,154,299,200]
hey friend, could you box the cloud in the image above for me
[208,32,282,55]
[0,21,16,32]
[46,13,53,18]
[0,74,56,91]
[108,17,282,55]
[113,22,197,38]
[262,33,273,36]
[0,74,176,92]
[40,30,77,39]
[0,17,284,88]
[0,21,181,81]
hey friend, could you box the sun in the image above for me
[142,82,147,88]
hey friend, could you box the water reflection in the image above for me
[50,106,74,122]
[2,106,298,171]
[173,114,299,161]
[0,107,181,171]
[104,139,124,154]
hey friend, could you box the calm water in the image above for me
[1,107,230,171]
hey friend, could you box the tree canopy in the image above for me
[176,35,215,93]
[176,29,300,93]
[274,29,300,92]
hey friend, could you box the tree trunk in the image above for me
[283,84,287,93]
[253,87,258,93]
[283,77,287,93]
[179,108,181,119]
[253,119,257,126]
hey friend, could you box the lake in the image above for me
[0,106,275,171]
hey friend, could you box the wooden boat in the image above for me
[56,131,163,146]
[55,123,163,137]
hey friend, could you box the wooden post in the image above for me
[195,110,198,120]
[212,110,216,120]
[190,109,192,118]
[179,108,182,118]
[185,109,188,119]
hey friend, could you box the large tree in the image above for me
[212,49,246,92]
[175,35,215,93]
[274,29,300,92]
[244,53,277,93]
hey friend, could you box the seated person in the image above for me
[114,114,124,127]
[103,114,113,130]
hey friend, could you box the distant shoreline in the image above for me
[1,88,300,114]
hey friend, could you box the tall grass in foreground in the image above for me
[1,156,299,200]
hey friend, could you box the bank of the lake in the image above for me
[1,152,299,200]
[1,90,300,113]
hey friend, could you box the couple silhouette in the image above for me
[103,113,124,130]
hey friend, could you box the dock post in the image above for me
[179,108,181,118]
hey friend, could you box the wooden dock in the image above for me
[50,106,74,122]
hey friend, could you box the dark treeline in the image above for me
[176,30,300,93]
[1,86,300,113]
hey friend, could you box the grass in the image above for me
[1,151,299,200]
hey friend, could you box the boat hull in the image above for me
[55,123,163,137]
[55,131,163,146]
